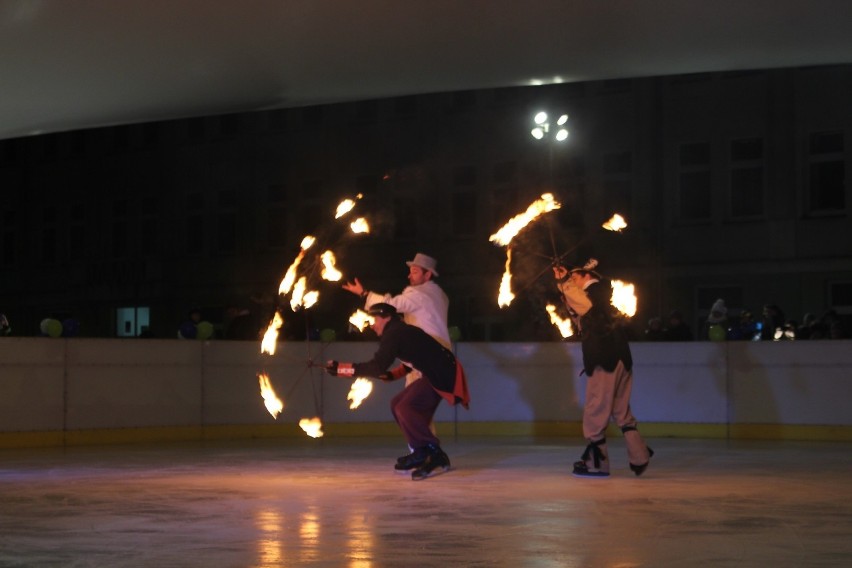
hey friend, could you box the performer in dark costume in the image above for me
[325,303,470,480]
[553,259,653,477]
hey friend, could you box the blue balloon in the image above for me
[62,318,80,337]
[178,321,197,339]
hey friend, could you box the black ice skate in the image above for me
[629,447,655,477]
[410,445,450,481]
[394,447,429,472]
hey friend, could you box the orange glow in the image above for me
[545,304,574,337]
[335,198,357,219]
[350,217,370,234]
[347,378,373,409]
[602,213,627,232]
[497,248,515,308]
[261,312,283,355]
[302,290,319,309]
[611,279,637,317]
[278,236,316,296]
[348,309,375,332]
[320,250,343,281]
[489,193,561,246]
[290,276,307,310]
[299,417,324,438]
[258,373,284,418]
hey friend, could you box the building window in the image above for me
[116,306,150,338]
[678,142,712,221]
[729,137,764,219]
[807,131,845,214]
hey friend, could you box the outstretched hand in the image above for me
[553,265,568,280]
[342,277,364,296]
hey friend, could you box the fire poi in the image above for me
[255,195,373,435]
[489,194,637,336]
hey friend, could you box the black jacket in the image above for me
[576,279,633,376]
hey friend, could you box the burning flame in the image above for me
[350,217,370,234]
[497,248,515,308]
[302,290,319,309]
[258,373,284,418]
[320,250,343,281]
[335,198,358,219]
[545,304,574,338]
[290,277,307,310]
[349,309,375,332]
[261,312,283,355]
[489,193,561,246]
[347,378,373,409]
[299,417,324,438]
[602,213,627,232]
[611,279,637,317]
[278,236,316,296]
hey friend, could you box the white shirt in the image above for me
[365,280,451,348]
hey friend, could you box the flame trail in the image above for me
[320,250,343,281]
[347,378,373,409]
[497,248,515,307]
[335,197,360,219]
[489,193,561,246]
[278,236,316,296]
[261,312,284,355]
[545,304,574,338]
[290,276,307,311]
[258,373,284,418]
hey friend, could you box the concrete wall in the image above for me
[1,338,850,447]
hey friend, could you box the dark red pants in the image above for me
[390,375,442,449]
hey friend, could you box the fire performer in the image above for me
[342,252,450,442]
[324,303,470,481]
[553,259,653,477]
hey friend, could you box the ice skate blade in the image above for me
[411,465,451,481]
[571,471,610,478]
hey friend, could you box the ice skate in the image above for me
[629,447,655,477]
[394,447,429,472]
[410,445,451,481]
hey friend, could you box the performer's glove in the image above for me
[325,360,355,377]
[378,364,410,382]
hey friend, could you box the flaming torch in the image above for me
[347,378,373,409]
[299,417,324,438]
[335,195,362,219]
[258,373,284,419]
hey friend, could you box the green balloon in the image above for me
[319,328,336,342]
[448,326,462,341]
[708,324,726,342]
[45,318,63,338]
[196,321,214,340]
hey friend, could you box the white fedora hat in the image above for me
[405,253,439,276]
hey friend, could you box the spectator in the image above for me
[663,310,693,341]
[643,317,666,341]
[0,312,10,336]
[704,298,728,341]
[796,313,818,340]
[760,304,785,340]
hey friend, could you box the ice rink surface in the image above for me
[2,437,851,567]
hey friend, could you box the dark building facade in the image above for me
[1,65,850,340]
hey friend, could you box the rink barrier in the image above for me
[0,338,850,448]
